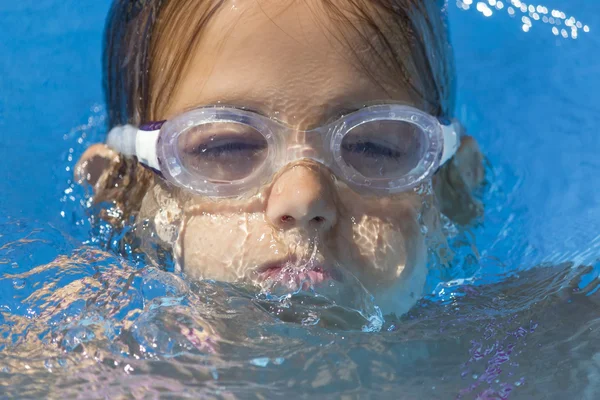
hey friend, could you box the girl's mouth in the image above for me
[257,259,339,290]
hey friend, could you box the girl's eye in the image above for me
[177,123,269,182]
[340,120,426,179]
[341,141,405,159]
[189,138,267,159]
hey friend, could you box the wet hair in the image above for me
[104,0,455,127]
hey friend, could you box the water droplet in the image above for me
[515,377,525,386]
[250,357,270,367]
[12,279,26,290]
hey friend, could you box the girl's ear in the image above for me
[75,144,120,188]
[433,135,485,225]
[450,136,485,190]
[75,144,153,220]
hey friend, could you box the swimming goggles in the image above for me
[107,104,460,197]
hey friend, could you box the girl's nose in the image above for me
[266,163,337,231]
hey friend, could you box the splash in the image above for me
[256,260,384,332]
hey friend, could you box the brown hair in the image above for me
[104,0,455,127]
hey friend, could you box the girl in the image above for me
[76,0,483,316]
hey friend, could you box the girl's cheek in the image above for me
[337,210,423,288]
[175,213,252,282]
[357,215,408,275]
[333,191,431,286]
[153,195,183,244]
[174,211,284,282]
[343,201,429,315]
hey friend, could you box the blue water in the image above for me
[1,1,600,398]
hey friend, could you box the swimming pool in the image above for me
[1,0,600,398]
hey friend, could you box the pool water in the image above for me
[2,1,600,398]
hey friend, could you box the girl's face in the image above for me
[145,0,432,314]
[92,0,472,315]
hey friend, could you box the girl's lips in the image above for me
[258,262,337,290]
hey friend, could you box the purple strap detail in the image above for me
[140,163,164,178]
[140,120,166,131]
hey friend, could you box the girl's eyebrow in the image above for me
[324,99,409,123]
[177,103,263,115]
[333,107,362,118]
[320,107,363,125]
[175,96,411,127]
[178,102,366,124]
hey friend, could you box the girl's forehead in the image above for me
[156,0,414,128]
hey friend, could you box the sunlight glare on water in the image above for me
[456,0,591,39]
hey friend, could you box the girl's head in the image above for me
[78,0,483,314]
[106,0,454,125]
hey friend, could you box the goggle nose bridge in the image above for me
[273,125,336,168]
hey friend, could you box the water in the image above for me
[1,1,600,398]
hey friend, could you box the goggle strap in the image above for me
[107,118,463,181]
[440,121,461,166]
[136,129,161,171]
[107,124,161,171]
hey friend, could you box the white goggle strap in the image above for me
[106,124,161,171]
[440,121,461,166]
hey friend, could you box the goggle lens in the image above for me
[340,120,426,181]
[175,118,430,186]
[177,122,269,182]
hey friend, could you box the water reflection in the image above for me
[456,0,590,39]
[1,226,599,399]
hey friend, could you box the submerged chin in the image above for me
[357,234,429,316]
[371,264,428,316]
[380,254,428,315]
